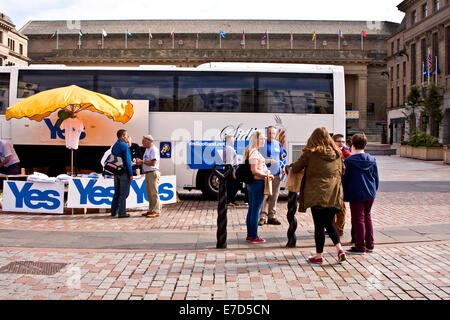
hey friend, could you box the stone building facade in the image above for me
[20,20,399,139]
[0,13,30,66]
[386,0,450,145]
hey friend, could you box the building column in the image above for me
[357,74,368,131]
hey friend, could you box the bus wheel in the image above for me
[200,170,219,199]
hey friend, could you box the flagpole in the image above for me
[422,62,424,87]
[102,33,104,49]
[125,31,127,49]
[267,30,269,49]
[56,29,59,49]
[149,30,151,49]
[361,33,363,50]
[172,31,174,49]
[338,33,340,50]
[435,56,437,85]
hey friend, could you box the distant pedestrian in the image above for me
[0,139,20,175]
[332,133,352,237]
[110,129,133,218]
[292,127,346,264]
[258,126,286,225]
[127,136,143,176]
[343,133,379,255]
[244,130,273,243]
[223,135,239,206]
[137,135,161,218]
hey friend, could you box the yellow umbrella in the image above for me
[6,84,134,123]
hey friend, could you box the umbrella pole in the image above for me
[71,148,74,216]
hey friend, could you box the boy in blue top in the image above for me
[342,133,379,254]
[258,126,287,225]
[111,129,134,218]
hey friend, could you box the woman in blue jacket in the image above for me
[342,133,379,255]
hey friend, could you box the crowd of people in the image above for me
[224,126,379,264]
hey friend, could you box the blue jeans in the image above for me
[246,179,265,239]
[111,173,130,217]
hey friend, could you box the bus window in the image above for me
[18,70,95,97]
[0,73,9,114]
[177,72,254,112]
[257,73,334,114]
[96,71,175,112]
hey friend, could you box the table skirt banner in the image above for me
[2,180,65,214]
[67,175,176,209]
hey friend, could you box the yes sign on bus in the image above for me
[67,176,176,208]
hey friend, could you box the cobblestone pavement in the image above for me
[0,155,449,301]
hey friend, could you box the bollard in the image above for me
[212,164,233,249]
[285,164,298,248]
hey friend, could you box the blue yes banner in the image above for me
[2,180,65,214]
[186,140,248,169]
[67,176,176,209]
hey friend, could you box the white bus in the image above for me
[0,63,345,198]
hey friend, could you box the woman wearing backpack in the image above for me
[292,127,346,263]
[244,130,273,243]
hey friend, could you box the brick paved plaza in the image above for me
[0,155,449,302]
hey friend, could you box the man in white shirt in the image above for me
[136,135,161,218]
[0,140,20,175]
[223,135,239,206]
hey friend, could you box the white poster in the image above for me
[2,180,65,214]
[10,100,148,146]
[67,175,176,209]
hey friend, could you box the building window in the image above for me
[391,41,394,55]
[396,86,400,107]
[397,39,400,53]
[0,31,3,44]
[19,44,23,55]
[447,26,450,75]
[397,64,400,79]
[421,38,427,68]
[390,67,394,82]
[403,61,407,77]
[434,0,439,11]
[411,43,416,85]
[403,85,407,104]
[422,3,428,18]
[7,38,15,51]
[412,10,417,24]
[433,32,439,71]
[391,87,394,107]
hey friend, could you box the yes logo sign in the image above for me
[67,176,176,208]
[2,181,65,214]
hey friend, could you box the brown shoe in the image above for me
[267,217,281,225]
[147,212,160,218]
[141,212,151,217]
[258,218,266,226]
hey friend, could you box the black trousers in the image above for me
[311,206,341,253]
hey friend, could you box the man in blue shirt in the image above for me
[110,129,134,218]
[258,126,287,225]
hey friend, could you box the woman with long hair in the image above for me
[292,127,346,263]
[244,130,273,243]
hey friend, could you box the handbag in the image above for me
[104,154,125,175]
[286,168,304,193]
[235,159,254,184]
[264,175,273,196]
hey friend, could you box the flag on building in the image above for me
[312,32,316,41]
[79,30,83,38]
[196,33,199,40]
[102,29,107,37]
[171,30,174,38]
[149,30,153,39]
[290,33,293,41]
[242,30,245,41]
[338,29,344,38]
[50,30,57,39]
[127,29,132,37]
[220,30,226,38]
[362,31,367,38]
[262,30,267,40]
[436,56,440,74]
[427,49,433,72]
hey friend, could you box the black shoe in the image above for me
[118,214,130,218]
